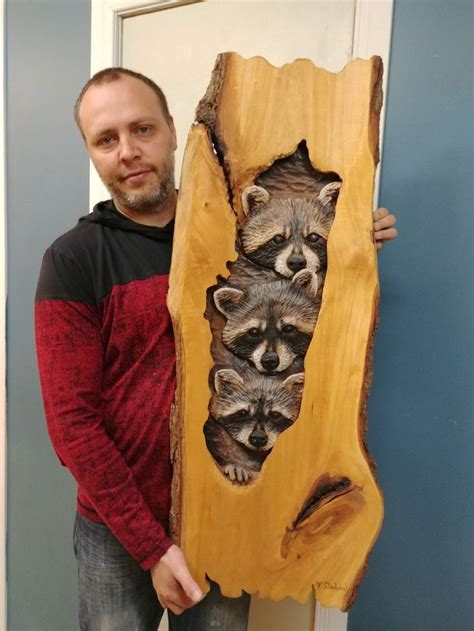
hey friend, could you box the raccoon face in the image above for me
[210,369,304,451]
[214,270,319,373]
[239,182,341,278]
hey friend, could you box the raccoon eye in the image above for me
[272,234,285,245]
[236,409,250,419]
[281,324,296,335]
[307,233,322,244]
[268,411,291,429]
[247,327,261,338]
[268,411,283,421]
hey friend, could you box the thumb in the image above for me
[176,567,203,603]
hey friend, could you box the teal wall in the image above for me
[6,1,91,629]
[349,1,473,630]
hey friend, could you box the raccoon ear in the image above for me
[292,269,319,298]
[282,373,305,397]
[241,185,271,216]
[214,369,245,394]
[213,287,245,316]
[318,181,341,210]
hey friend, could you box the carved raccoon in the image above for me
[213,269,319,373]
[204,368,304,484]
[239,182,341,278]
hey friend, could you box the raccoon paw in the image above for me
[222,463,255,485]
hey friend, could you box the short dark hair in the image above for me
[74,67,171,135]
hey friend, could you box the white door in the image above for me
[90,2,393,629]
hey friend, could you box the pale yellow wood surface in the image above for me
[168,53,384,611]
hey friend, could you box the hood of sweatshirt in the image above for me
[79,199,174,242]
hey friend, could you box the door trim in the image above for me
[89,3,394,630]
[0,0,7,628]
[352,0,394,207]
[315,602,349,631]
[312,12,394,630]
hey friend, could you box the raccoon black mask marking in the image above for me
[210,368,305,452]
[213,269,320,373]
[239,182,341,278]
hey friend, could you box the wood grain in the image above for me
[168,53,384,610]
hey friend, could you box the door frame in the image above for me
[0,0,6,628]
[89,0,393,212]
[89,3,394,630]
[90,0,202,207]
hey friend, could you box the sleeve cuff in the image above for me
[140,536,174,571]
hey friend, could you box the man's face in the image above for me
[78,75,177,214]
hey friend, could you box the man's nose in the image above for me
[118,135,140,162]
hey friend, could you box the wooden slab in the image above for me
[168,52,384,610]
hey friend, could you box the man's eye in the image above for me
[137,126,151,135]
[99,136,114,146]
[307,233,322,243]
[272,234,285,245]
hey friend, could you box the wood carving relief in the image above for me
[204,143,342,485]
[168,53,384,610]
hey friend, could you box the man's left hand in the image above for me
[373,208,398,250]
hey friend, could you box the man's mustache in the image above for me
[118,165,158,182]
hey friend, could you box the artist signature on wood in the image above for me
[315,581,348,592]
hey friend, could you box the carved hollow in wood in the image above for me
[204,143,342,485]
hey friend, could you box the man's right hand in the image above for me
[150,544,204,615]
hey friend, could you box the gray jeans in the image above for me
[73,512,250,631]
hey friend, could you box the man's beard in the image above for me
[107,154,175,214]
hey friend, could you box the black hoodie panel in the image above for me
[35,200,174,305]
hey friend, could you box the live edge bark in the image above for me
[168,52,384,611]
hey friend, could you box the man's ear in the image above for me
[242,185,271,216]
[168,115,178,151]
[213,287,245,317]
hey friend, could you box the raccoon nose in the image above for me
[249,429,268,449]
[261,351,279,371]
[287,254,306,272]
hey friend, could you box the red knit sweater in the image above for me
[35,200,176,570]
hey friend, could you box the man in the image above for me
[35,67,397,631]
